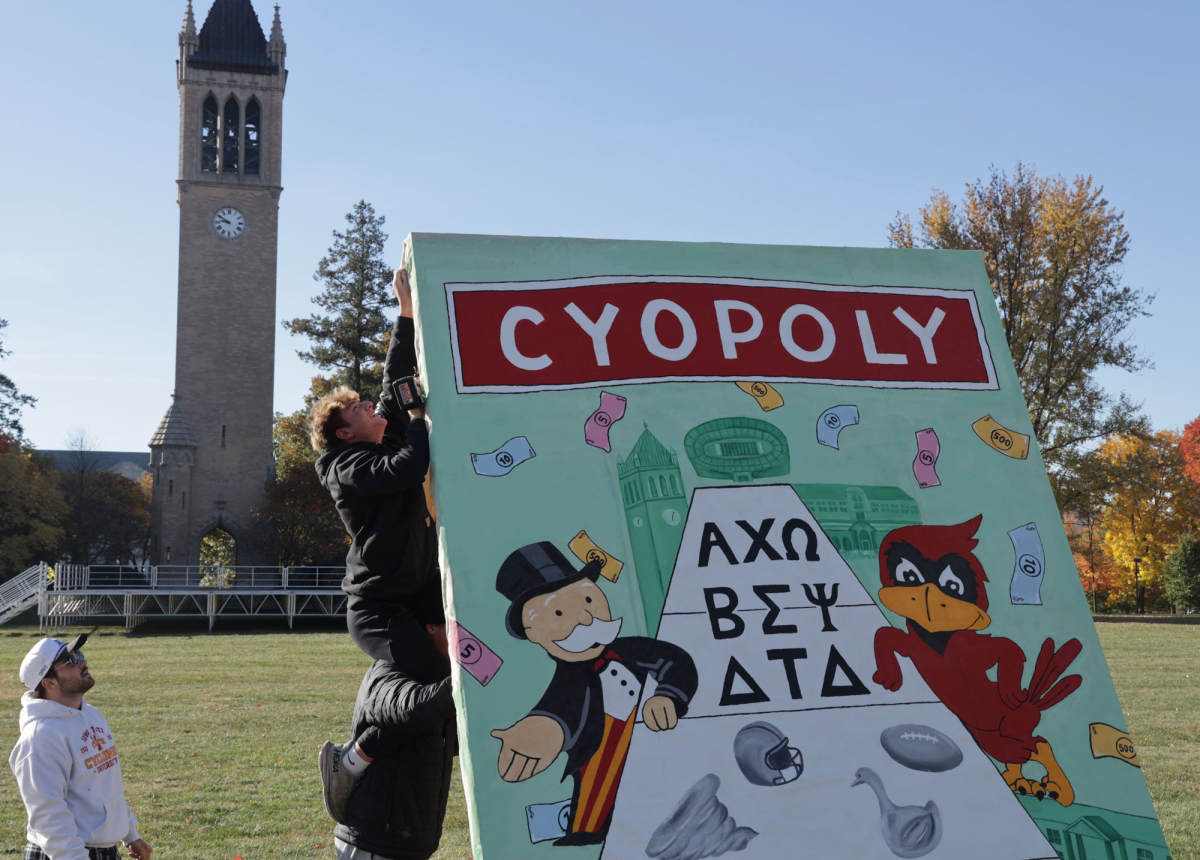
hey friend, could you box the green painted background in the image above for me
[405,233,1166,859]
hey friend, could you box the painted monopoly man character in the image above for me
[492,542,698,847]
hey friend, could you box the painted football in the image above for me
[879,723,963,772]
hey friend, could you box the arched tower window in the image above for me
[659,475,668,496]
[244,98,261,175]
[201,96,219,172]
[222,97,240,174]
[670,475,679,495]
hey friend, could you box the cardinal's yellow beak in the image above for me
[879,583,990,633]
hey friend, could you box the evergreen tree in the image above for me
[283,201,394,402]
[1164,533,1200,612]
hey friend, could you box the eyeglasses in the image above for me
[52,649,85,668]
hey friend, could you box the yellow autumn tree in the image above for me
[1097,431,1198,611]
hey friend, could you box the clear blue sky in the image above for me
[1,0,1196,452]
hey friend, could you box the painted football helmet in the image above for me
[733,721,803,786]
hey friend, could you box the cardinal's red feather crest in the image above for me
[878,514,988,603]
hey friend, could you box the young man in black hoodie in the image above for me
[311,266,451,816]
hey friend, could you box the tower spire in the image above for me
[180,1,198,53]
[268,4,286,68]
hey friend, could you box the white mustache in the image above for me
[553,616,622,653]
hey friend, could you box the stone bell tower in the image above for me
[149,0,287,565]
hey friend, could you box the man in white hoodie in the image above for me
[9,634,152,860]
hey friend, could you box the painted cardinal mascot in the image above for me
[872,515,1082,806]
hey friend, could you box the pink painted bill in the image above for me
[913,428,941,488]
[451,622,503,686]
[584,391,628,452]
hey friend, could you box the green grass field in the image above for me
[0,620,1193,859]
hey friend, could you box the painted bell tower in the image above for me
[617,424,688,635]
[149,0,287,565]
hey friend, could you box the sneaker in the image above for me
[318,741,360,823]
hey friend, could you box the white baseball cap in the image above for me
[19,634,88,690]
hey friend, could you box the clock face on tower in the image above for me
[212,207,246,239]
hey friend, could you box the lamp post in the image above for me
[1132,555,1141,614]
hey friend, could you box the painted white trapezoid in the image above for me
[600,485,1055,860]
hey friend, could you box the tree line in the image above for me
[0,428,152,578]
[1063,422,1200,613]
[891,163,1199,613]
[3,184,1197,608]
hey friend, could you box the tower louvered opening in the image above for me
[222,96,240,173]
[201,96,219,172]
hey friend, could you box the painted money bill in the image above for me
[1008,522,1045,605]
[584,391,627,453]
[451,622,503,686]
[816,405,860,449]
[913,428,941,488]
[972,415,1030,460]
[736,381,784,412]
[526,799,573,843]
[1089,722,1140,767]
[568,529,625,582]
[471,436,536,477]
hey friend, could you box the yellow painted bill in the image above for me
[972,415,1030,460]
[736,381,784,411]
[1089,722,1140,767]
[569,530,624,582]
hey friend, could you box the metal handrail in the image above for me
[0,564,45,604]
[39,564,346,591]
[282,566,346,589]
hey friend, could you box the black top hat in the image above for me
[496,541,602,639]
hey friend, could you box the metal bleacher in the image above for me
[2,562,347,632]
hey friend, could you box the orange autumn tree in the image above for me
[1182,414,1200,485]
[1097,430,1198,611]
[1064,510,1118,612]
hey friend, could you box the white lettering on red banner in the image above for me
[445,277,998,393]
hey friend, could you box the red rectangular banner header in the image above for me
[445,277,998,393]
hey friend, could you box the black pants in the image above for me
[347,586,449,759]
[24,845,121,860]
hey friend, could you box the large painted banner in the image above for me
[406,234,1169,860]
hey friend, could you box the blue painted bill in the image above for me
[471,436,536,477]
[1008,522,1045,605]
[816,405,860,449]
[526,799,572,843]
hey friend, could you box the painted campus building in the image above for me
[1017,796,1174,860]
[793,483,922,556]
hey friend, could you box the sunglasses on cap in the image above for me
[53,648,85,668]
